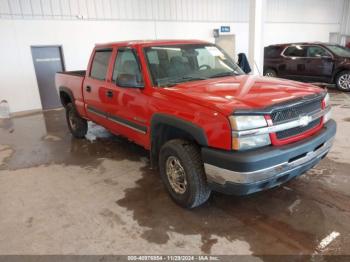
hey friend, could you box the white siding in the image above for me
[263,0,344,46]
[0,0,250,22]
[1,0,344,23]
[340,0,350,36]
[266,0,344,24]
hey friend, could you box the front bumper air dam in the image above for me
[202,119,337,195]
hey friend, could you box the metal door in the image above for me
[31,46,64,110]
[215,35,236,60]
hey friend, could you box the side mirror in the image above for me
[116,74,144,88]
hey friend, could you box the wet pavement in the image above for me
[0,91,350,258]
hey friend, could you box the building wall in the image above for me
[340,0,350,44]
[0,0,345,113]
[264,0,343,46]
[0,0,250,21]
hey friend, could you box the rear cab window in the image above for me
[90,49,113,80]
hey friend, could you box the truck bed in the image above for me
[55,70,86,117]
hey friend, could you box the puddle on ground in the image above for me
[116,158,350,255]
[0,109,148,171]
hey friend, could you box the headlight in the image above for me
[229,115,271,150]
[323,110,332,123]
[229,115,267,130]
[232,134,271,151]
[323,93,330,108]
[323,93,331,123]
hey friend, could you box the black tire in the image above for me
[159,139,211,208]
[65,103,88,138]
[335,70,350,92]
[264,68,277,77]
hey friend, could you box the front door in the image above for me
[31,46,64,110]
[107,47,149,147]
[304,46,334,82]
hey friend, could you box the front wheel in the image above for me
[336,70,350,92]
[65,103,88,138]
[159,139,211,208]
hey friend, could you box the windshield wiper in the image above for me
[159,76,208,87]
[173,76,208,83]
[209,72,236,79]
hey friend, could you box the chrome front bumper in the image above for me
[204,138,333,185]
[202,120,337,195]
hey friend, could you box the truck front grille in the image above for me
[271,99,322,124]
[271,98,322,140]
[276,119,321,139]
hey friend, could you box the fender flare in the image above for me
[58,86,75,108]
[149,113,209,167]
[150,113,208,146]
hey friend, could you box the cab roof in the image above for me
[95,39,210,48]
[266,42,337,48]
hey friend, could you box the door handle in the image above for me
[106,90,113,98]
[86,86,91,92]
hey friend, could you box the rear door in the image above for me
[281,45,308,80]
[83,48,113,125]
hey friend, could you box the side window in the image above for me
[112,49,143,86]
[307,46,330,58]
[90,50,112,80]
[283,46,307,57]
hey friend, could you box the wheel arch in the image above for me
[150,114,208,168]
[59,86,74,108]
[264,67,278,75]
[333,68,350,82]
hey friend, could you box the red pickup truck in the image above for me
[56,40,336,208]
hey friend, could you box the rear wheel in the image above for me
[336,70,350,92]
[264,68,277,77]
[65,103,88,138]
[159,139,211,208]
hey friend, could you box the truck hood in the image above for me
[159,75,324,116]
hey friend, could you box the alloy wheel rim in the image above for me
[165,156,187,194]
[339,74,350,90]
[265,72,275,77]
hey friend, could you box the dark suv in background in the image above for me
[264,42,350,91]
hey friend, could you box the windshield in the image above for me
[144,44,244,87]
[325,45,350,58]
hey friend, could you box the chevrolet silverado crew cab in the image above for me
[264,42,350,91]
[56,40,336,208]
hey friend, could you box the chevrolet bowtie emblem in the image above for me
[299,115,312,127]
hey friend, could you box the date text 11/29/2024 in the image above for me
[127,255,220,261]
